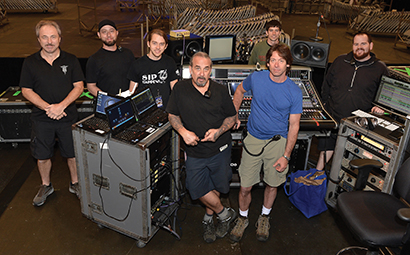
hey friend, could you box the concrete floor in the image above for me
[0,142,356,255]
[0,1,410,254]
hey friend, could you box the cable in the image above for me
[106,136,150,182]
[97,135,151,222]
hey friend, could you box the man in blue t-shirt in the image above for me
[230,44,302,242]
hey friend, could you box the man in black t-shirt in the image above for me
[167,52,237,243]
[20,20,85,207]
[86,19,135,96]
[128,29,179,109]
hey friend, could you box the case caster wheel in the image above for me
[11,143,18,149]
[136,240,146,248]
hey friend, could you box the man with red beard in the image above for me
[316,31,388,170]
[86,19,135,96]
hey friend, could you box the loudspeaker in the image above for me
[165,34,203,65]
[291,35,330,68]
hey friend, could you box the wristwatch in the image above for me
[283,155,290,161]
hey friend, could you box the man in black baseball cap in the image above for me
[86,19,134,96]
[98,19,117,32]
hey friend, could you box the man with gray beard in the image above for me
[166,52,237,243]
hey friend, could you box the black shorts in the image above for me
[317,132,338,151]
[30,120,75,159]
[185,144,232,200]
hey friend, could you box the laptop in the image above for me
[130,87,168,128]
[105,97,157,143]
[105,98,137,136]
[76,91,123,135]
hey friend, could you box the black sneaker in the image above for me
[202,220,216,243]
[33,184,54,207]
[215,207,237,238]
[69,182,80,198]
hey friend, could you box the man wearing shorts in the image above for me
[166,52,237,243]
[230,44,302,242]
[20,20,85,206]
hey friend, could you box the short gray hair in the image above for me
[35,20,62,38]
[189,52,212,68]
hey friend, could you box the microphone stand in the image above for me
[310,13,323,42]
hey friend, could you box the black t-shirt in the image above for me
[127,55,179,108]
[86,47,135,95]
[19,50,85,122]
[166,79,236,158]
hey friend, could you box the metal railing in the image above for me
[0,0,58,12]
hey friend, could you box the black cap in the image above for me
[98,19,117,31]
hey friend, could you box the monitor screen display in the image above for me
[204,35,236,64]
[95,92,123,115]
[131,88,156,115]
[374,75,410,116]
[229,82,252,97]
[105,99,135,131]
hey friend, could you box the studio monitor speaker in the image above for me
[165,34,203,65]
[291,36,330,68]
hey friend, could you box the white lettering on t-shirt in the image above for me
[141,69,168,85]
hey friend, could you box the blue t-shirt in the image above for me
[243,70,302,139]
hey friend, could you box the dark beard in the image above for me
[353,50,370,60]
[103,39,116,47]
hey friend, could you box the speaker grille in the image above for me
[292,43,310,61]
[290,36,330,68]
[165,35,203,65]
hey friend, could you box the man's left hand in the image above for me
[273,157,288,172]
[201,129,219,142]
[45,104,66,120]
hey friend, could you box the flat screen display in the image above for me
[204,35,236,64]
[229,82,252,97]
[374,75,410,116]
[105,99,135,132]
[131,88,156,115]
[95,92,123,115]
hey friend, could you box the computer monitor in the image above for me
[105,98,136,134]
[374,75,410,117]
[95,91,123,117]
[204,34,236,64]
[130,88,156,116]
[229,82,252,97]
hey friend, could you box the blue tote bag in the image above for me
[284,168,328,218]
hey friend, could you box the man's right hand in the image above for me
[181,130,200,146]
[45,104,67,120]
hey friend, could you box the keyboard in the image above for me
[79,117,110,133]
[113,122,157,144]
[142,110,168,128]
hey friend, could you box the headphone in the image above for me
[354,117,378,131]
